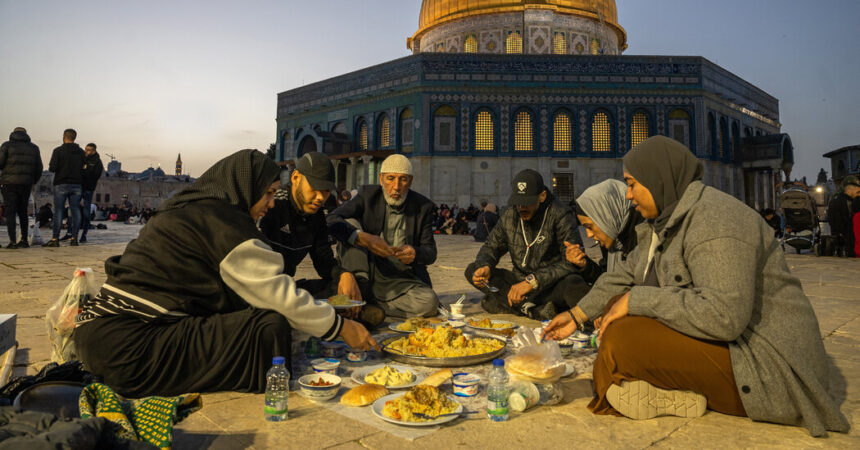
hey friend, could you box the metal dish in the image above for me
[380,334,507,367]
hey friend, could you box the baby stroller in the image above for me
[778,187,820,254]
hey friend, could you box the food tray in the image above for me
[380,334,507,368]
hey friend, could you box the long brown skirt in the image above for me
[590,315,747,417]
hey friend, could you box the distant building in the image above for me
[176,153,183,176]
[823,145,860,185]
[275,0,792,210]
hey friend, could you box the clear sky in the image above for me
[1,0,857,181]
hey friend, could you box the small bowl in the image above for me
[321,341,344,358]
[558,340,575,356]
[449,313,466,320]
[346,349,367,362]
[298,373,342,402]
[311,357,341,375]
[452,372,481,397]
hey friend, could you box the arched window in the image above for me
[464,34,478,53]
[553,32,566,54]
[630,111,650,149]
[506,31,522,54]
[435,42,445,52]
[707,113,717,156]
[377,115,390,148]
[357,119,368,151]
[400,108,414,148]
[475,110,495,151]
[591,111,611,152]
[668,109,691,148]
[553,112,572,152]
[299,135,317,156]
[590,38,601,55]
[514,110,533,152]
[719,117,728,158]
[433,105,457,152]
[731,122,740,162]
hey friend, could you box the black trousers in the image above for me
[464,262,591,316]
[1,184,30,242]
[75,308,292,398]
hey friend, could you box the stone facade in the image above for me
[33,171,194,210]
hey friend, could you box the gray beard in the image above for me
[383,189,408,207]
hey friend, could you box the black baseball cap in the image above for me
[508,169,546,206]
[295,152,336,191]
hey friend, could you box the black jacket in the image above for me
[827,192,853,237]
[473,210,499,242]
[82,151,104,191]
[259,186,344,281]
[0,130,42,186]
[474,194,583,294]
[48,143,85,185]
[327,185,437,286]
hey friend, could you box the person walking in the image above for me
[0,127,43,248]
[79,143,103,243]
[44,129,85,247]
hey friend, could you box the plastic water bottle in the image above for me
[264,356,289,421]
[486,358,510,422]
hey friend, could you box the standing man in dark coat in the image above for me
[0,127,42,248]
[44,129,86,247]
[327,154,439,318]
[79,143,104,243]
[827,175,859,257]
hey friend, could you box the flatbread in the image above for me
[340,383,389,407]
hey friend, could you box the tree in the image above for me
[266,143,276,161]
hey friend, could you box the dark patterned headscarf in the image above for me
[158,149,281,213]
[622,136,703,233]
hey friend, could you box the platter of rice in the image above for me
[381,326,506,367]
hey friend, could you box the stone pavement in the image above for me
[0,224,858,449]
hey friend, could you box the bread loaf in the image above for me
[340,383,389,406]
[418,369,453,387]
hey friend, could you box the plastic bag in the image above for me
[46,268,98,364]
[505,328,566,383]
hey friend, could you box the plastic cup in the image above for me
[508,380,540,412]
[450,303,464,316]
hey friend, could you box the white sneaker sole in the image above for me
[606,380,707,419]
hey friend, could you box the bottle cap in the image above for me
[493,358,504,367]
[272,356,286,365]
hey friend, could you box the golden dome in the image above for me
[409,0,626,50]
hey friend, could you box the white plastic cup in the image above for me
[508,380,540,412]
[450,303,464,316]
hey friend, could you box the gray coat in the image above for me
[578,181,849,436]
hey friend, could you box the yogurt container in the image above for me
[311,358,340,375]
[508,380,540,412]
[321,341,344,358]
[451,372,481,397]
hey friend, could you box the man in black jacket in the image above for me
[327,154,439,318]
[79,143,103,243]
[0,127,42,248]
[44,129,86,247]
[466,169,590,320]
[827,175,860,257]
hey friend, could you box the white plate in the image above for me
[371,393,463,427]
[465,319,517,331]
[388,322,414,333]
[319,299,366,310]
[351,364,424,389]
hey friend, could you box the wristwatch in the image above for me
[525,274,539,290]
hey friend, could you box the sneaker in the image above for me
[358,304,386,329]
[79,236,87,243]
[17,240,29,248]
[59,234,73,241]
[70,238,79,247]
[5,242,17,249]
[605,380,707,420]
[43,239,60,247]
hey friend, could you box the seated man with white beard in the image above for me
[327,154,439,318]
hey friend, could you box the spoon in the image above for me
[414,410,478,420]
[455,294,467,304]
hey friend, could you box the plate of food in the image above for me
[465,318,517,330]
[350,364,424,389]
[371,385,463,427]
[389,317,444,333]
[323,294,366,310]
[382,326,506,367]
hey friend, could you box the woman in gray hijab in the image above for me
[543,136,848,437]
[565,179,642,282]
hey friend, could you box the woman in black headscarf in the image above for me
[75,150,378,397]
[543,136,847,437]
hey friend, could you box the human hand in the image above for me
[564,241,587,267]
[337,272,362,319]
[357,232,395,258]
[393,245,416,264]
[541,310,578,341]
[339,319,380,351]
[597,292,630,341]
[472,266,491,287]
[507,281,534,306]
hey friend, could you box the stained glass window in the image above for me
[464,35,477,53]
[379,116,390,148]
[631,112,649,148]
[592,112,611,152]
[553,32,566,54]
[514,111,533,151]
[358,120,368,151]
[475,111,494,151]
[506,31,522,54]
[553,113,571,152]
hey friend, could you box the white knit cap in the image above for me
[380,154,413,176]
